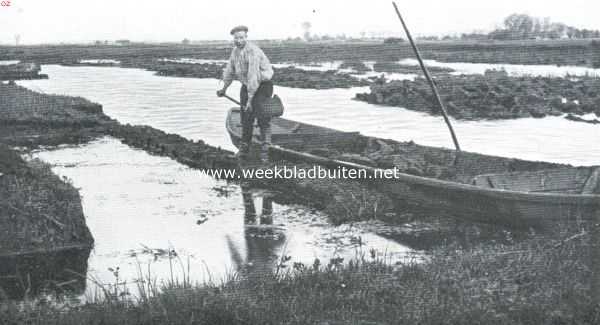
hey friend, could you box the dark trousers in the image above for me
[240,81,274,146]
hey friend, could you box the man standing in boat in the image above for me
[217,25,274,162]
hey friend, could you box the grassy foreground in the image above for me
[1,233,597,325]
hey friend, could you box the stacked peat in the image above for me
[356,69,600,120]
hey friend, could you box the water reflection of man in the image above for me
[227,183,284,278]
[217,25,275,162]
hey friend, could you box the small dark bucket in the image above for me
[257,95,284,118]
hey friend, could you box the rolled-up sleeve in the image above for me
[259,49,274,81]
[222,52,235,84]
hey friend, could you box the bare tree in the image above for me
[503,14,534,39]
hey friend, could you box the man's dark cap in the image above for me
[230,25,249,35]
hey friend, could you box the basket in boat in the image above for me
[257,94,284,118]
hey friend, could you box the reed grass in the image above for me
[1,231,597,325]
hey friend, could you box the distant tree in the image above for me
[182,38,190,45]
[489,14,598,40]
[545,22,567,39]
[503,14,535,39]
[581,29,593,39]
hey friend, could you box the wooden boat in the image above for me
[226,108,600,226]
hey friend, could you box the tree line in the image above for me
[415,13,600,41]
[488,13,600,40]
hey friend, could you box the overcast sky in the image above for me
[1,0,598,44]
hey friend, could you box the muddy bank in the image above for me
[0,84,110,147]
[107,124,238,171]
[122,60,369,89]
[0,63,48,81]
[339,60,371,73]
[101,125,399,224]
[0,85,100,256]
[0,145,93,256]
[273,66,369,88]
[356,69,600,120]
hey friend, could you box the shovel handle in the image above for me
[221,93,242,107]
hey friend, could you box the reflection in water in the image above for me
[30,137,412,300]
[0,248,91,300]
[227,183,286,278]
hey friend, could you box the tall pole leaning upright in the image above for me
[593,202,600,304]
[391,2,461,151]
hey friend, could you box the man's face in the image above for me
[233,31,247,49]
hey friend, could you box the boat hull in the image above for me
[226,108,600,227]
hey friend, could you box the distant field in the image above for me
[0,39,597,67]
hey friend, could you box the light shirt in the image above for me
[222,42,274,98]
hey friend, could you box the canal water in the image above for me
[14,63,600,300]
[20,65,600,165]
[26,137,412,300]
[399,58,600,78]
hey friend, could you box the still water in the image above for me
[14,63,600,299]
[29,137,411,299]
[399,58,600,77]
[20,65,600,165]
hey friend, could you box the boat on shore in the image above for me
[226,108,600,226]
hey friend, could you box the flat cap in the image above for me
[230,25,249,35]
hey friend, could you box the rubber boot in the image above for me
[236,142,250,161]
[259,124,272,163]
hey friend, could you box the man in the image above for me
[217,25,274,162]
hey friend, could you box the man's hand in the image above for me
[216,89,226,97]
[245,102,253,113]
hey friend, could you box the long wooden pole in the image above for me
[391,2,461,151]
[593,206,600,304]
